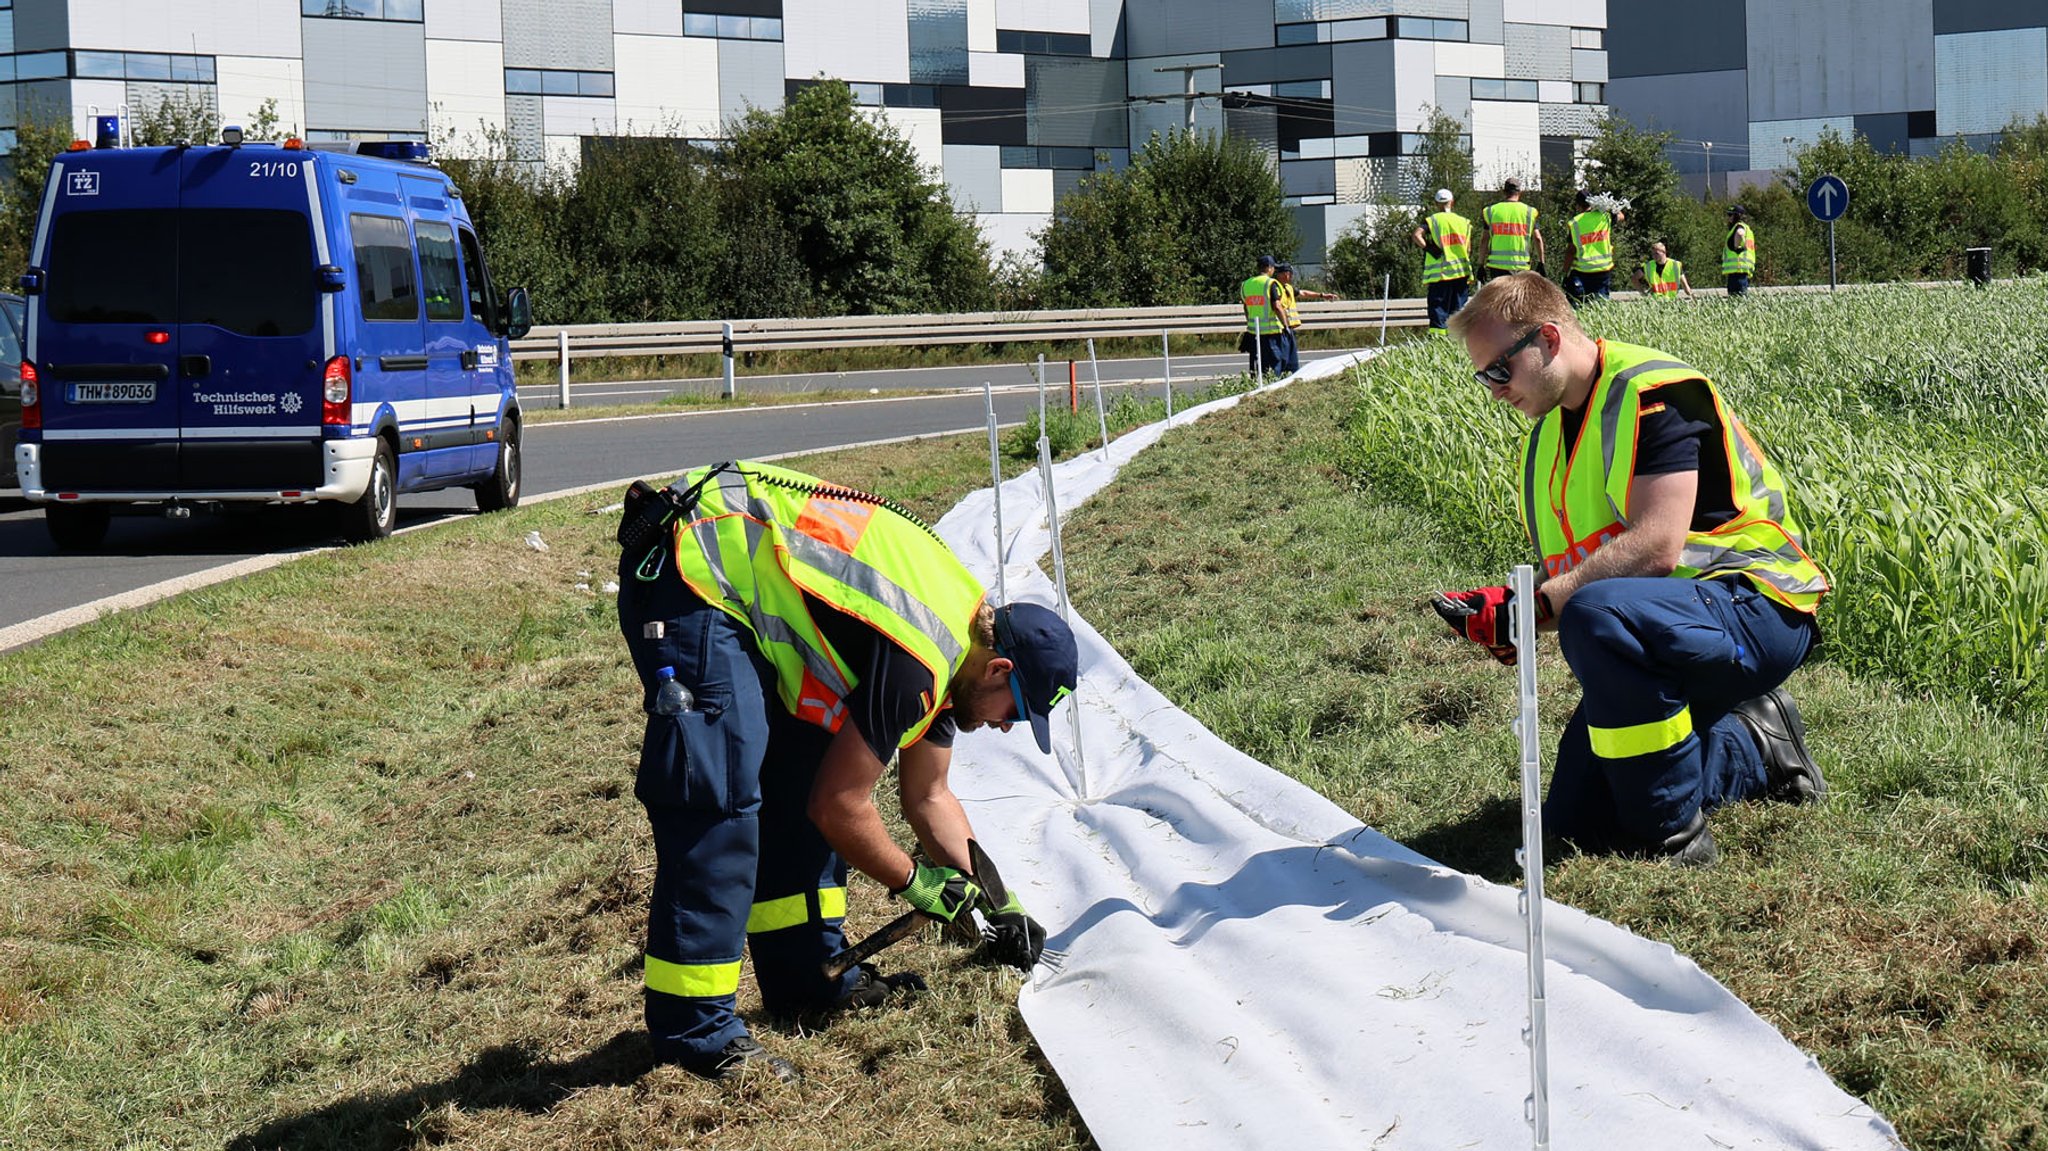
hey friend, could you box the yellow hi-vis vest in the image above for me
[1643,258,1682,298]
[1242,274,1282,334]
[1276,280,1301,329]
[1423,210,1473,283]
[1519,340,1828,614]
[1722,223,1757,275]
[671,461,986,745]
[1570,210,1615,272]
[1482,200,1538,270]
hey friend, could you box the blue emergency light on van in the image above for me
[12,133,533,549]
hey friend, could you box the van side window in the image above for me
[456,225,499,330]
[350,213,419,322]
[415,220,464,322]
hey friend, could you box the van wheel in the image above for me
[474,420,521,512]
[341,441,397,543]
[46,504,111,551]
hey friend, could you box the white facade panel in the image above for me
[969,0,997,50]
[1393,38,1438,131]
[1745,0,1934,121]
[215,55,307,138]
[426,0,506,42]
[426,39,507,146]
[970,50,1026,87]
[544,134,583,169]
[612,0,682,38]
[1538,78,1572,103]
[1436,42,1507,78]
[1935,28,2048,137]
[980,211,1047,261]
[943,143,1003,211]
[1000,167,1054,213]
[1572,48,1607,82]
[870,107,945,175]
[1471,99,1541,189]
[542,94,617,136]
[1502,0,1606,26]
[1748,116,1855,171]
[998,0,1089,33]
[615,34,721,136]
[784,0,912,84]
[67,0,300,57]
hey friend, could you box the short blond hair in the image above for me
[1447,271,1583,341]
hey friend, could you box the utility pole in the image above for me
[1152,62,1223,134]
[1701,140,1713,202]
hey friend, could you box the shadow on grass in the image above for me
[226,1030,653,1151]
[1402,795,1526,884]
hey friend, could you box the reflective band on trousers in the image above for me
[645,954,743,998]
[1588,706,1694,759]
[747,887,849,934]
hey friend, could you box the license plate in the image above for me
[71,381,157,404]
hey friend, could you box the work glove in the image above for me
[978,889,1048,971]
[891,864,981,924]
[1431,585,1551,666]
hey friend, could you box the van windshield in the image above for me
[48,208,318,337]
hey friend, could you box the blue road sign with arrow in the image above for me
[1807,174,1848,221]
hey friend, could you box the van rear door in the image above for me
[174,147,324,492]
[36,151,184,492]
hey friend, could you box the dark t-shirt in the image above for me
[1556,375,1738,531]
[807,594,958,762]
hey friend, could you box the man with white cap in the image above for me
[1412,188,1473,332]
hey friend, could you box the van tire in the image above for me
[46,504,111,551]
[474,420,521,513]
[342,441,398,543]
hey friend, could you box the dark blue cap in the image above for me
[993,602,1078,754]
[1257,254,1277,269]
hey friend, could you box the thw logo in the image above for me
[66,170,100,196]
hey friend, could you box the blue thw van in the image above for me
[13,125,533,549]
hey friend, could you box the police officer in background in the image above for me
[1273,262,1335,372]
[1633,241,1695,301]
[1722,204,1757,296]
[1240,255,1293,376]
[1564,190,1623,303]
[1477,177,1546,282]
[615,460,1076,1081]
[1411,188,1473,332]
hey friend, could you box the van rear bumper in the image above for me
[18,438,381,504]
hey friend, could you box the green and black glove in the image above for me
[980,889,1048,970]
[891,864,981,924]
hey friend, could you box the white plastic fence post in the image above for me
[721,321,736,399]
[556,329,571,409]
[983,379,1007,606]
[1036,353,1047,438]
[1512,562,1552,1151]
[1088,337,1109,460]
[1380,273,1392,346]
[1162,330,1174,423]
[1037,431,1085,787]
[1254,324,1264,380]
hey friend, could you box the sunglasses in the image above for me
[1474,326,1545,389]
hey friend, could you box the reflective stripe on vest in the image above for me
[1644,258,1682,297]
[1243,274,1281,334]
[645,954,742,998]
[1722,224,1756,275]
[1424,211,1473,283]
[1517,340,1829,613]
[1570,211,1614,272]
[1483,201,1537,269]
[672,461,985,744]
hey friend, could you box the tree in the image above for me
[1577,111,1684,276]
[130,90,219,147]
[0,104,73,280]
[1324,106,1469,298]
[1037,129,1296,307]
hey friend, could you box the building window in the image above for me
[1574,82,1604,104]
[1394,17,1466,42]
[302,0,425,21]
[1000,145,1097,169]
[1282,18,1386,45]
[882,83,939,109]
[1275,22,1323,45]
[1472,78,1539,101]
[7,50,215,83]
[682,12,783,41]
[1274,79,1331,100]
[1571,27,1604,50]
[995,29,1091,56]
[505,69,615,98]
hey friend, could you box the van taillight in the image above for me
[322,355,351,425]
[20,362,39,430]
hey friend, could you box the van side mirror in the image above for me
[503,287,533,340]
[317,264,347,292]
[17,268,42,295]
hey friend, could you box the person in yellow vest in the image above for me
[1240,254,1293,376]
[1411,187,1473,332]
[614,460,1077,1079]
[1564,189,1623,304]
[1722,203,1757,296]
[1476,177,1546,282]
[1273,262,1336,371]
[1436,273,1828,866]
[1632,241,1695,300]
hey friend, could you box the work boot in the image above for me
[1733,688,1827,804]
[1656,809,1720,869]
[833,963,927,1012]
[685,1034,799,1084]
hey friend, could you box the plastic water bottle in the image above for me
[653,665,693,715]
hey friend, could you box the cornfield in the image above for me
[1347,281,2048,716]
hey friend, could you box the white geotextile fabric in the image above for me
[933,354,1902,1151]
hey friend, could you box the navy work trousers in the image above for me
[1543,576,1817,852]
[1248,329,1294,377]
[617,549,860,1066]
[1425,277,1469,329]
[1725,273,1751,296]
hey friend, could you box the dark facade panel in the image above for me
[1026,57,1127,147]
[1907,108,1936,136]
[1606,0,1746,78]
[1606,69,1749,174]
[1216,44,1333,86]
[12,0,69,52]
[939,84,1026,146]
[1124,0,1274,56]
[684,0,783,15]
[1934,0,2048,34]
[1854,111,1910,152]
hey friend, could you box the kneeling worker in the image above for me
[615,460,1077,1079]
[1435,273,1828,866]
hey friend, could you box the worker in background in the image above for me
[1633,241,1695,301]
[1437,273,1828,866]
[1563,190,1624,303]
[1412,188,1473,333]
[615,460,1075,1081]
[1273,262,1335,372]
[1240,254,1293,376]
[1722,204,1757,296]
[1476,177,1545,282]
